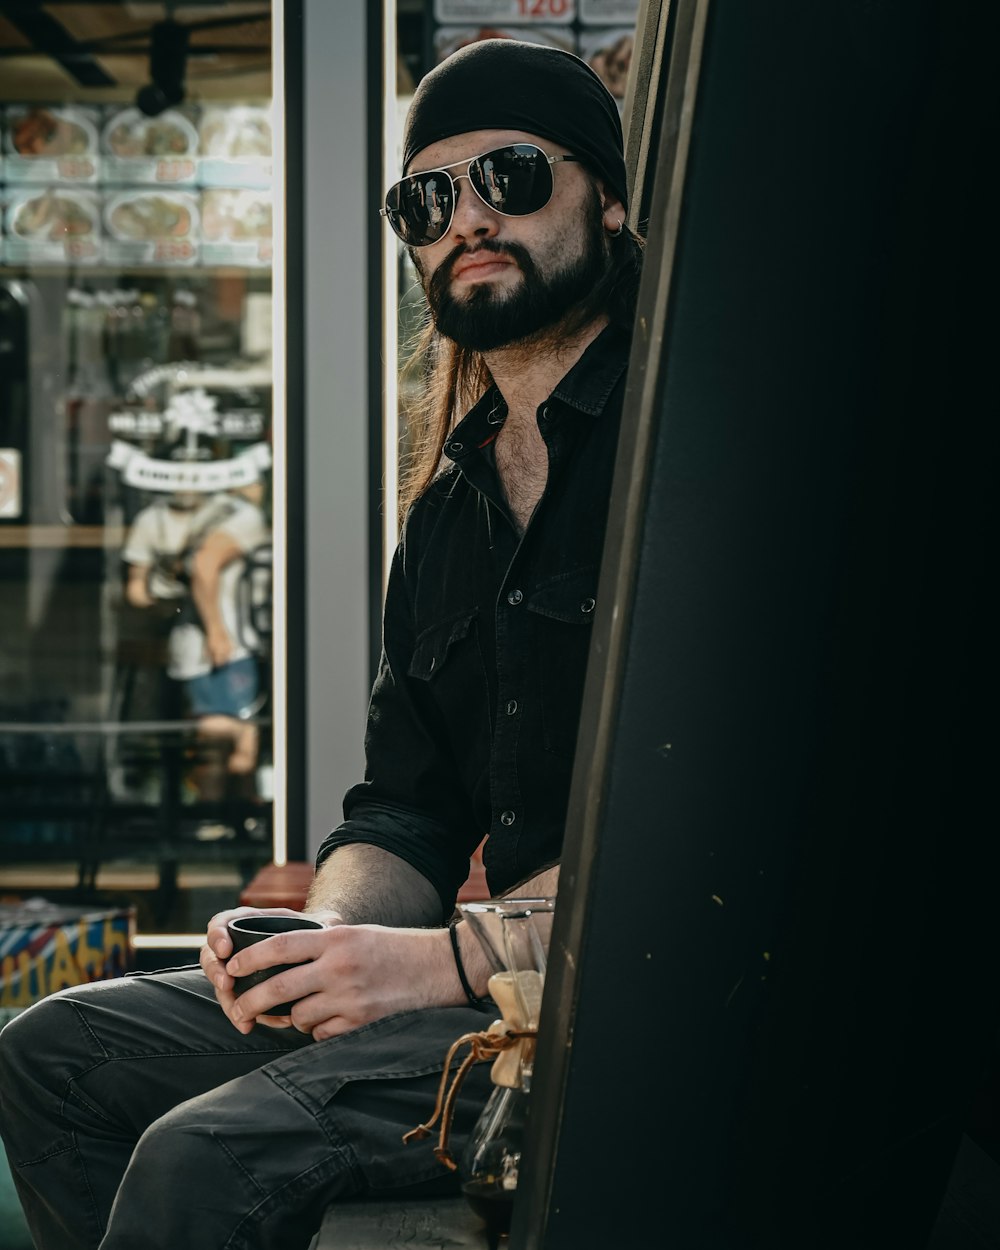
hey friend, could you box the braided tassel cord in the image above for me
[402,1026,537,1170]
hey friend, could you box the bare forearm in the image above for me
[126,568,154,608]
[304,850,559,1009]
[190,566,226,639]
[306,844,445,927]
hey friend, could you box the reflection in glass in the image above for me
[0,46,275,937]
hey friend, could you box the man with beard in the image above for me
[0,40,643,1250]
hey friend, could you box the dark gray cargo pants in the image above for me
[0,967,492,1250]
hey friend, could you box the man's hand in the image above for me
[222,923,464,1040]
[199,905,344,1032]
[202,859,560,1039]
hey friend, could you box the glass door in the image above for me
[0,2,279,943]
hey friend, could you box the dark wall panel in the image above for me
[519,2,997,1247]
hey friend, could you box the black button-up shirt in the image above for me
[316,325,630,915]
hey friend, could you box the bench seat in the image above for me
[312,1197,491,1249]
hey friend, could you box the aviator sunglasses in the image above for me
[381,142,579,248]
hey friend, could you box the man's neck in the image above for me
[482,313,610,535]
[483,313,609,426]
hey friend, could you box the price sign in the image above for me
[579,0,640,23]
[153,239,196,264]
[434,0,576,25]
[156,159,196,183]
[64,238,99,262]
[55,157,96,181]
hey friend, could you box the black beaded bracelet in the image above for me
[449,921,491,1008]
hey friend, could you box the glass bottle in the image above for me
[458,897,555,1242]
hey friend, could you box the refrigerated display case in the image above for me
[0,4,279,938]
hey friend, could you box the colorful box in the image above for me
[0,901,135,1008]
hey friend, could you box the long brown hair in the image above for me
[397,222,644,520]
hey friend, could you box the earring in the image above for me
[608,217,625,237]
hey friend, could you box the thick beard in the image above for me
[423,192,609,352]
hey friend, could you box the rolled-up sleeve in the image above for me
[315,524,481,919]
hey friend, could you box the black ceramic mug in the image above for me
[227,914,324,1014]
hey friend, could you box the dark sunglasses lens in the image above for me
[385,173,452,246]
[470,144,553,216]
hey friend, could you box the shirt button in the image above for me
[448,441,464,453]
[581,598,596,614]
[540,405,550,421]
[500,810,516,826]
[506,699,518,715]
[507,588,523,605]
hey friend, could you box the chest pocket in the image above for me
[526,571,599,624]
[408,609,478,682]
[526,570,598,758]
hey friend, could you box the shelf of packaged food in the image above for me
[0,525,126,548]
[0,265,272,279]
[0,798,271,823]
[0,718,272,735]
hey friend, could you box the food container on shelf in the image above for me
[200,189,272,267]
[101,107,200,186]
[3,105,101,184]
[198,105,272,189]
[102,189,201,267]
[3,188,101,265]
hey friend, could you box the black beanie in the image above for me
[402,39,628,211]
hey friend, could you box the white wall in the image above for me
[303,0,372,860]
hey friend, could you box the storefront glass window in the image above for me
[0,4,275,938]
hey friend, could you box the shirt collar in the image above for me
[551,322,632,417]
[443,323,631,465]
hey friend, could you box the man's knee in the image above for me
[0,995,96,1168]
[117,1096,296,1240]
[130,1103,218,1182]
[105,1107,238,1246]
[0,995,79,1094]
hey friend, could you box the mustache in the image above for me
[426,239,532,318]
[437,239,528,284]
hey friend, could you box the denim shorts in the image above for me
[186,656,259,718]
